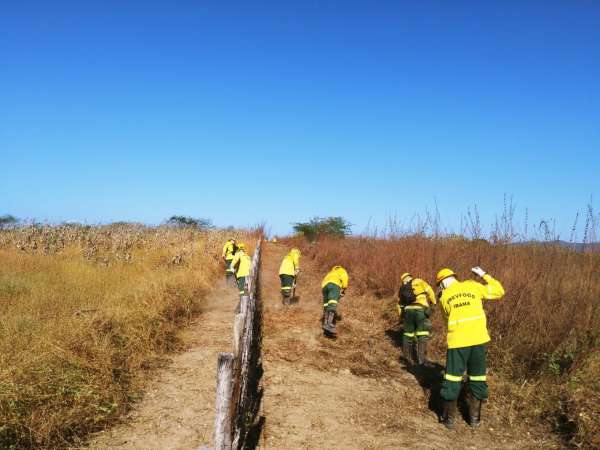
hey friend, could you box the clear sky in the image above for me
[1,1,599,238]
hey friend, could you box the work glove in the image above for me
[471,266,487,278]
[340,289,346,298]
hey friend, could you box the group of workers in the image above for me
[221,238,302,303]
[277,246,349,338]
[221,238,505,430]
[397,267,505,429]
[221,238,252,297]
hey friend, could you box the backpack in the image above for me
[399,280,417,306]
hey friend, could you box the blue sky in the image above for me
[1,1,599,238]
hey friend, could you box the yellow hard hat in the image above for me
[237,242,246,250]
[290,248,301,255]
[332,265,347,275]
[436,268,456,285]
[400,272,412,282]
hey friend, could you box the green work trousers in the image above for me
[322,283,341,311]
[236,276,247,296]
[280,274,295,296]
[441,344,488,401]
[403,306,430,342]
[225,258,234,274]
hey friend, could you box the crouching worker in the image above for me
[398,272,436,366]
[321,266,349,338]
[230,243,251,298]
[222,238,238,281]
[436,267,505,430]
[279,248,301,305]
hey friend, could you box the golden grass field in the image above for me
[0,224,255,448]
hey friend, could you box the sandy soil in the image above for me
[88,279,239,450]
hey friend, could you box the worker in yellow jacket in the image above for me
[436,266,505,430]
[222,238,238,280]
[230,243,251,297]
[321,266,349,337]
[397,272,436,366]
[278,248,301,305]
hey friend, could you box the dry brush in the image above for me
[291,235,600,448]
[0,223,255,448]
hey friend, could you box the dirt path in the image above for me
[88,280,239,450]
[258,242,559,449]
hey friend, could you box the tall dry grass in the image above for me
[292,235,600,448]
[0,223,255,448]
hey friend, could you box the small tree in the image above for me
[293,216,351,241]
[0,214,18,229]
[166,215,214,230]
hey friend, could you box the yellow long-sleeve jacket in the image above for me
[279,252,300,276]
[222,240,236,261]
[439,274,505,349]
[321,266,349,290]
[230,250,251,278]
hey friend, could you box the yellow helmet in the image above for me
[436,268,456,285]
[290,248,301,256]
[237,242,246,250]
[332,265,347,275]
[400,272,412,282]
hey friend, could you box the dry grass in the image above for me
[284,235,600,448]
[0,223,255,449]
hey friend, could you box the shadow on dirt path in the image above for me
[385,328,445,420]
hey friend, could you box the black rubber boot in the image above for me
[402,338,413,364]
[442,400,457,429]
[322,310,337,336]
[468,393,483,428]
[417,339,430,366]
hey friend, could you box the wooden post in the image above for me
[214,353,234,450]
[210,238,262,450]
[232,313,244,358]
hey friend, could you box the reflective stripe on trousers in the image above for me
[469,375,487,381]
[444,373,487,382]
[444,373,463,382]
